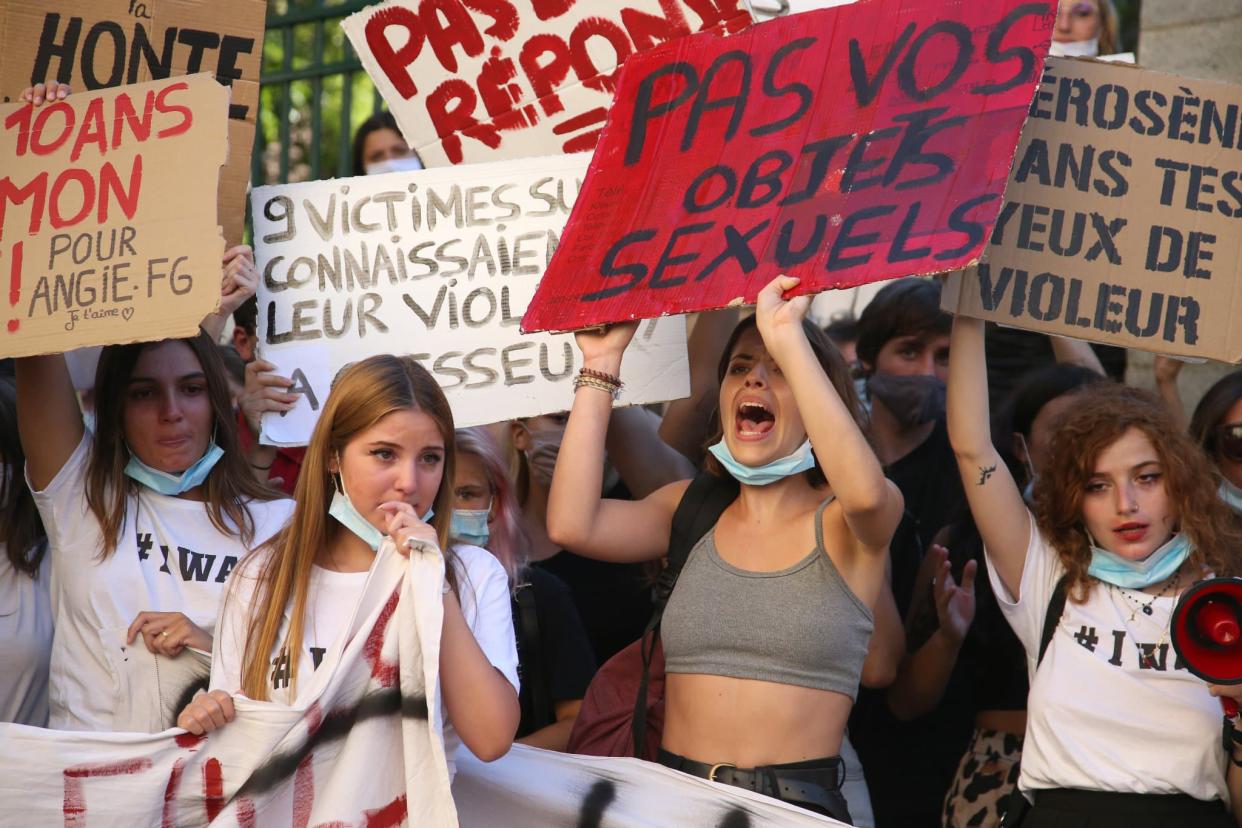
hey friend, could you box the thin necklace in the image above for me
[1110,570,1181,622]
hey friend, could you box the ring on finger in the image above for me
[160,631,169,638]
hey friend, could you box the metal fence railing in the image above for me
[251,0,385,189]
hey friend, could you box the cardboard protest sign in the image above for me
[252,154,689,445]
[0,74,228,359]
[520,0,1056,333]
[944,58,1242,363]
[0,1,267,247]
[340,0,751,167]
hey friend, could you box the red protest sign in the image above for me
[521,0,1055,333]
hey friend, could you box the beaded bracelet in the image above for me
[579,367,624,389]
[573,375,621,400]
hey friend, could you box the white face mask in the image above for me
[365,154,423,176]
[1049,37,1099,58]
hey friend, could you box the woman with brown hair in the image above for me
[547,276,903,822]
[947,316,1242,827]
[0,374,52,726]
[180,356,519,774]
[17,329,290,732]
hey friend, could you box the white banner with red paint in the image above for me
[0,542,839,827]
[0,544,454,827]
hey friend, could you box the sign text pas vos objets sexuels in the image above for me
[521,0,1057,332]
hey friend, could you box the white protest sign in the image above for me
[339,0,750,167]
[746,0,857,20]
[252,154,689,446]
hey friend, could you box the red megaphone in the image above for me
[1171,577,1242,716]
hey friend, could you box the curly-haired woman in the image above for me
[947,316,1242,828]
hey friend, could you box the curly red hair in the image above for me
[1033,383,1242,602]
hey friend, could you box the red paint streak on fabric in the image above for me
[63,758,152,827]
[363,795,408,828]
[174,732,205,749]
[161,758,187,828]
[203,757,225,821]
[292,753,316,828]
[362,587,402,687]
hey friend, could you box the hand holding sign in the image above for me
[19,80,71,105]
[755,275,813,367]
[0,74,229,358]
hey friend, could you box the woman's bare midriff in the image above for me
[662,673,854,767]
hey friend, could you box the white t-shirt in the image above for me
[987,515,1227,802]
[0,545,53,726]
[212,542,519,777]
[30,434,293,731]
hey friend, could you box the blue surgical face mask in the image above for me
[708,438,816,487]
[328,469,434,551]
[124,442,224,496]
[1221,480,1242,515]
[1088,531,1190,590]
[329,486,385,551]
[451,502,492,548]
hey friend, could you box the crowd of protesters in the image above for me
[8,1,1242,826]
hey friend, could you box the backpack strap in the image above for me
[632,472,739,758]
[1037,574,1071,668]
[513,579,554,732]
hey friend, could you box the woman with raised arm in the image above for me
[179,357,519,775]
[946,315,1242,828]
[547,275,903,822]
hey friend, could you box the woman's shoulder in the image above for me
[450,542,507,584]
[243,495,295,538]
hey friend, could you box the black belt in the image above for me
[657,748,852,823]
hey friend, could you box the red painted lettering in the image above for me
[32,102,76,156]
[69,97,109,163]
[154,81,193,138]
[462,0,521,39]
[426,79,501,163]
[531,0,577,20]
[113,91,157,147]
[98,156,143,223]
[570,19,633,95]
[366,7,426,99]
[519,34,572,117]
[0,174,48,240]
[419,0,485,72]
[49,169,95,228]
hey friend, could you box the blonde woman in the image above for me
[180,356,519,777]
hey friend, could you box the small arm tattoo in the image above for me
[977,464,997,485]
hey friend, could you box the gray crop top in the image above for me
[661,498,874,699]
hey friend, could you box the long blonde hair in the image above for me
[239,355,458,700]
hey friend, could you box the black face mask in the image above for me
[867,374,946,430]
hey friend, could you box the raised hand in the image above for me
[574,321,639,375]
[220,245,259,317]
[929,545,977,644]
[754,274,811,363]
[240,359,298,437]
